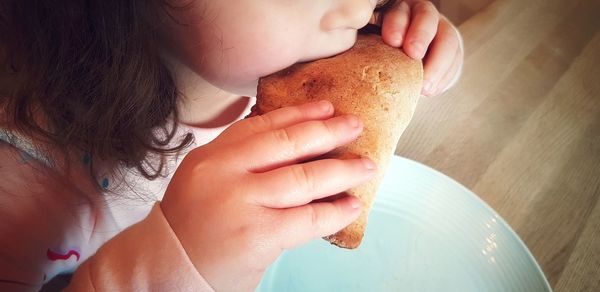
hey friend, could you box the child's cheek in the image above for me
[202,45,301,95]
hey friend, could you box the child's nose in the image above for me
[321,0,375,31]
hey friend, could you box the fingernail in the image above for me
[410,41,425,59]
[362,158,376,170]
[422,80,433,95]
[346,115,360,128]
[318,100,332,113]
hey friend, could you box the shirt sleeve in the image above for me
[66,204,215,292]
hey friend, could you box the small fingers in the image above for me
[221,100,334,141]
[381,1,411,47]
[249,158,376,208]
[433,42,463,96]
[403,0,439,59]
[240,115,364,172]
[276,196,362,250]
[421,17,461,96]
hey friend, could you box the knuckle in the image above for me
[291,164,316,194]
[289,106,304,119]
[187,147,210,166]
[250,114,273,132]
[189,159,211,175]
[239,213,281,264]
[224,117,252,135]
[306,204,322,232]
[321,120,337,138]
[273,128,296,150]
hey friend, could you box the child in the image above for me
[0,0,463,290]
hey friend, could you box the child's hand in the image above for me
[377,0,464,96]
[161,100,375,291]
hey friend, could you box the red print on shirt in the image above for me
[47,248,80,261]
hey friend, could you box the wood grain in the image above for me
[435,0,496,25]
[395,0,600,290]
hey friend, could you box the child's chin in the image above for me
[299,40,357,63]
[225,81,259,97]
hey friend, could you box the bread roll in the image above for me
[248,33,423,248]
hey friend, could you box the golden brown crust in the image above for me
[250,34,423,249]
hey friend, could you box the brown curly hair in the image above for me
[0,0,194,182]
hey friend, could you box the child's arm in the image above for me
[378,0,464,96]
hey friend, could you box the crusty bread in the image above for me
[249,34,423,249]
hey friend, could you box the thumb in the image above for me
[275,195,362,250]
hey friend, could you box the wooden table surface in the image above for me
[394,0,600,290]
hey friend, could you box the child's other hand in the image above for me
[161,101,375,291]
[378,0,464,96]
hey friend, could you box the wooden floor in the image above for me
[395,0,600,290]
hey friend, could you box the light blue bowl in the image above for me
[257,156,551,292]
